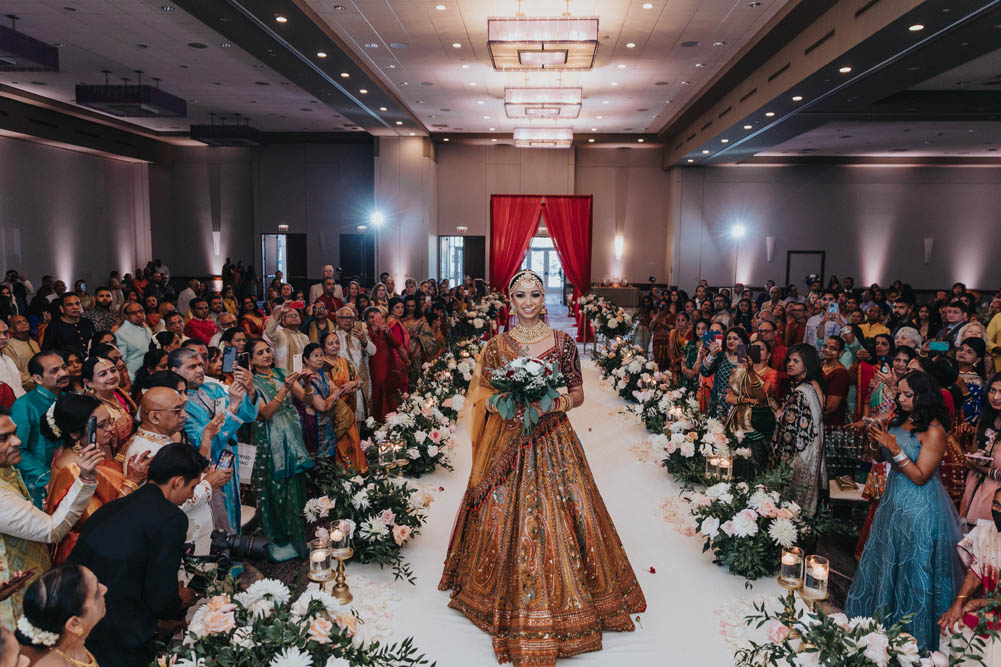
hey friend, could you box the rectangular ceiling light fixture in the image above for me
[513,127,573,149]
[487,17,598,70]
[504,87,582,119]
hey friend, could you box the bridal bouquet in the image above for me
[487,355,566,434]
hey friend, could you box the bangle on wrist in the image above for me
[122,479,140,491]
[891,450,908,464]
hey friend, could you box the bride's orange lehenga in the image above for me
[439,330,646,666]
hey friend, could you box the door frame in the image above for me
[785,250,826,287]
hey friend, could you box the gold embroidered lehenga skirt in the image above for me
[439,341,646,665]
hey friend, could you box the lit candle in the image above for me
[779,547,804,586]
[308,539,331,579]
[803,555,829,598]
[331,529,344,543]
[718,457,733,480]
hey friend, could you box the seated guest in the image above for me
[169,348,256,534]
[264,303,308,373]
[846,371,963,650]
[208,312,236,348]
[122,387,230,554]
[937,300,970,348]
[0,407,100,631]
[41,296,93,358]
[207,294,226,324]
[4,316,40,393]
[42,394,149,564]
[247,338,313,561]
[772,344,826,515]
[12,352,68,508]
[821,336,851,426]
[13,564,107,666]
[894,326,923,353]
[152,331,180,353]
[959,374,1001,527]
[334,308,374,422]
[182,299,218,346]
[162,311,187,345]
[83,286,117,333]
[114,302,152,381]
[939,486,1001,665]
[0,323,22,410]
[67,444,203,667]
[219,327,247,354]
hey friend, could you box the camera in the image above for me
[184,530,270,590]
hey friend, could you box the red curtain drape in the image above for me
[542,195,592,297]
[489,195,543,290]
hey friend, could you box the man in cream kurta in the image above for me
[335,307,375,422]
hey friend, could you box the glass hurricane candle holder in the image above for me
[378,443,396,468]
[330,526,351,558]
[308,539,331,581]
[803,555,829,601]
[718,456,733,480]
[778,547,804,588]
[706,456,720,479]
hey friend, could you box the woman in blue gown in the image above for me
[845,371,964,650]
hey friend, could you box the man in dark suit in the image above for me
[68,444,205,667]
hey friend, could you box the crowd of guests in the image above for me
[631,275,1001,653]
[0,260,488,666]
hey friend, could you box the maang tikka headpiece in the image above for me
[508,269,544,295]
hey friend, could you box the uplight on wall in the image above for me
[212,231,221,256]
[277,224,289,231]
[614,234,624,260]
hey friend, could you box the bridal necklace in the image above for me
[510,320,550,344]
[53,647,97,667]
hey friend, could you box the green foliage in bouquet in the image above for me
[486,356,565,435]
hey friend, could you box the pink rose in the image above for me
[393,524,413,545]
[775,508,793,520]
[720,520,734,536]
[757,501,778,518]
[336,611,358,637]
[829,612,850,630]
[429,429,443,443]
[738,508,758,522]
[360,439,373,452]
[205,595,236,613]
[308,617,334,644]
[315,526,330,543]
[380,509,396,525]
[765,619,790,643]
[201,609,236,635]
[930,652,948,667]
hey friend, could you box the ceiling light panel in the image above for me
[504,87,582,119]
[513,126,573,148]
[487,17,599,70]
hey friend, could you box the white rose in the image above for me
[414,431,428,444]
[407,447,420,460]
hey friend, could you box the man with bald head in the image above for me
[335,306,374,421]
[122,387,231,553]
[309,264,343,304]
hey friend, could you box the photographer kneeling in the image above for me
[67,444,205,667]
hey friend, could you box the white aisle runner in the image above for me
[345,320,780,666]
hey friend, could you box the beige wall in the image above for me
[374,137,438,288]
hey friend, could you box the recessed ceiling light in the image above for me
[597,115,603,119]
[681,81,690,85]
[610,82,618,86]
[435,4,446,10]
[461,64,470,69]
[387,64,396,69]
[602,100,609,104]
[748,1,761,6]
[712,41,726,47]
[695,63,705,68]
[909,24,925,31]
[626,42,636,48]
[591,127,598,131]
[483,115,490,119]
[220,42,232,48]
[642,3,653,8]
[637,138,644,143]
[765,111,775,117]
[588,138,595,142]
[687,158,694,162]
[340,72,350,78]
[317,52,327,58]
[333,4,345,9]
[469,82,476,86]
[702,149,710,154]
[617,64,627,69]
[409,132,416,136]
[161,5,175,12]
[476,100,485,104]
[443,137,450,141]
[489,127,495,131]
[275,15,288,23]
[390,42,409,49]
[792,95,803,101]
[396,121,403,125]
[379,106,388,111]
[491,138,497,142]
[359,89,368,94]
[365,43,379,48]
[452,42,462,48]
[743,125,752,129]
[721,138,728,143]
[839,65,852,73]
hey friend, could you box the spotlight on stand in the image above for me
[370,210,385,227]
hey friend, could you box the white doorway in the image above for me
[520,236,564,304]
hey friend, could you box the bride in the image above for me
[439,269,646,666]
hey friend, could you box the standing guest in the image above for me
[238,296,265,337]
[220,285,238,315]
[72,281,93,312]
[772,344,826,515]
[309,265,341,303]
[385,297,411,395]
[170,348,255,533]
[247,339,313,561]
[821,336,851,426]
[666,310,694,380]
[803,290,844,351]
[208,312,236,349]
[143,297,161,331]
[129,350,168,403]
[353,293,371,319]
[40,297,93,358]
[700,327,750,419]
[859,305,890,340]
[365,306,404,421]
[959,374,1001,526]
[302,302,336,344]
[784,302,808,348]
[114,303,152,381]
[42,394,149,564]
[650,303,673,372]
[206,294,226,324]
[264,304,309,374]
[408,309,447,373]
[334,308,374,421]
[67,444,203,667]
[680,319,709,394]
[4,316,39,393]
[937,300,970,348]
[846,371,963,650]
[183,299,219,346]
[315,277,344,315]
[80,355,135,457]
[635,295,654,354]
[725,339,778,469]
[733,298,754,332]
[301,341,365,471]
[0,322,24,404]
[0,408,100,632]
[162,312,188,345]
[956,338,987,425]
[175,279,200,317]
[12,353,68,508]
[917,303,941,343]
[83,287,117,333]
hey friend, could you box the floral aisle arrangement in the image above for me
[594,337,644,379]
[689,481,807,581]
[451,308,492,341]
[608,352,661,404]
[414,339,482,419]
[365,394,458,477]
[486,355,566,434]
[636,385,694,435]
[732,591,993,666]
[305,460,436,583]
[585,296,634,339]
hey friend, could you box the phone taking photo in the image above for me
[213,397,227,416]
[237,352,250,370]
[216,449,235,471]
[221,346,237,374]
[292,353,303,374]
[736,343,748,364]
[86,416,97,447]
[828,302,839,314]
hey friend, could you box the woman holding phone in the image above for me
[725,340,778,470]
[772,344,826,514]
[42,395,150,564]
[846,371,963,650]
[959,374,1001,526]
[700,327,750,419]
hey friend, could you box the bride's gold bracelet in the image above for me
[552,395,574,413]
